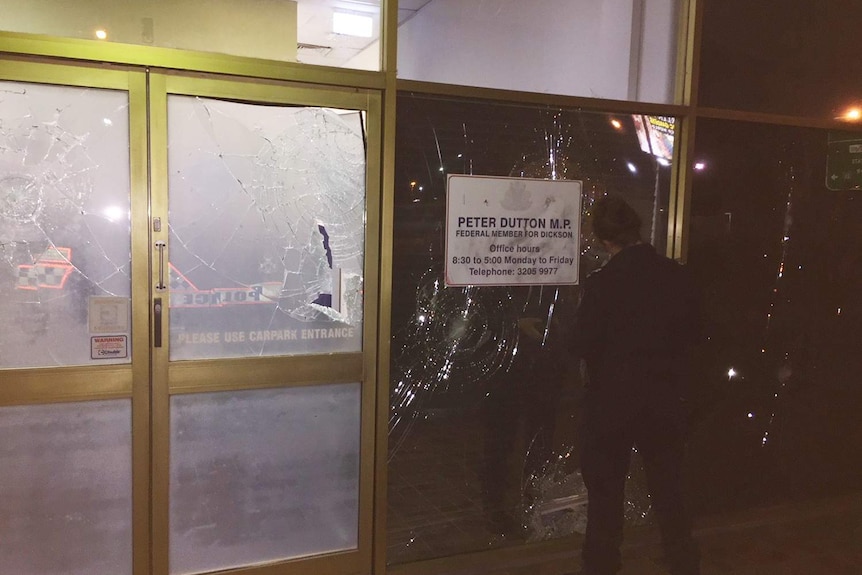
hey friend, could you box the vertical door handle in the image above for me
[154,298,163,348]
[155,240,167,292]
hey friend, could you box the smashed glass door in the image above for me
[153,77,374,575]
[0,66,141,575]
[166,95,366,361]
[0,81,132,368]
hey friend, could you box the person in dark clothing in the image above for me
[568,195,701,575]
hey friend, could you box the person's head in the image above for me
[591,195,642,254]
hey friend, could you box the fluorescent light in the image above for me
[333,12,373,37]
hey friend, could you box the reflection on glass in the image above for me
[0,0,382,70]
[0,81,132,369]
[169,384,361,575]
[387,93,673,564]
[686,119,862,518]
[167,96,366,360]
[699,0,862,118]
[397,0,680,102]
[0,400,133,575]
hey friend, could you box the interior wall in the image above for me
[392,0,677,103]
[636,0,679,102]
[0,0,298,62]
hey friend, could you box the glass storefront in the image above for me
[387,92,676,564]
[4,1,862,574]
[686,119,862,515]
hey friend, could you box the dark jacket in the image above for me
[574,243,700,430]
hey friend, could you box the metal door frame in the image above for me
[0,58,382,575]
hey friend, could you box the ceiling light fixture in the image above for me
[333,12,373,37]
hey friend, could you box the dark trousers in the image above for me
[580,407,700,575]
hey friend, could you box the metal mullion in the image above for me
[201,549,363,575]
[167,353,365,395]
[147,71,172,575]
[396,78,690,119]
[128,67,153,575]
[0,366,132,405]
[162,73,372,112]
[373,0,399,571]
[0,56,133,88]
[359,88,385,573]
[0,31,386,91]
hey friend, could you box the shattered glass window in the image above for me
[387,93,674,563]
[167,96,366,361]
[0,81,132,369]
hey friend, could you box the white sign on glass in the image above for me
[445,175,582,287]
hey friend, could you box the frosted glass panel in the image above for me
[0,81,132,369]
[0,400,133,575]
[170,384,361,574]
[167,96,366,360]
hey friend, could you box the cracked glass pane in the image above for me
[167,96,365,361]
[0,81,132,369]
[387,93,672,563]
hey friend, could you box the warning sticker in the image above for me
[91,335,128,360]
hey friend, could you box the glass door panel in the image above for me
[152,75,377,575]
[0,399,133,575]
[169,384,361,574]
[0,63,145,575]
[166,95,366,361]
[0,81,132,368]
[0,62,376,575]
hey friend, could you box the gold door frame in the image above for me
[0,57,382,575]
[0,59,152,574]
[148,72,381,575]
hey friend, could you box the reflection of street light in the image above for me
[837,107,862,122]
[694,161,706,171]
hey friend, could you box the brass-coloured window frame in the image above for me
[0,58,152,574]
[146,71,382,575]
[0,52,384,575]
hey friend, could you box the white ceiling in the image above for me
[295,0,433,67]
